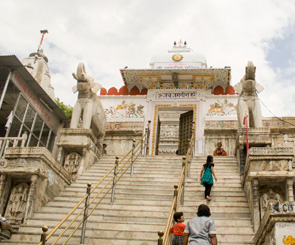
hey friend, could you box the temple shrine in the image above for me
[0,40,294,244]
[100,41,237,156]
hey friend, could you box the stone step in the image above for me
[77,175,181,181]
[181,201,249,207]
[185,196,247,202]
[36,205,250,221]
[75,179,181,186]
[61,186,176,195]
[51,197,174,206]
[5,154,254,244]
[5,232,157,244]
[11,225,254,243]
[72,183,244,191]
[23,218,252,230]
[41,201,250,215]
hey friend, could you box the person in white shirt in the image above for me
[183,204,217,245]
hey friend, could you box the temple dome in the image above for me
[150,41,207,69]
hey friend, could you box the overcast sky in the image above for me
[1,0,295,117]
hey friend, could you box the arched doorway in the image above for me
[151,105,196,155]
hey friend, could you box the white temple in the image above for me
[100,40,237,156]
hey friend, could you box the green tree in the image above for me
[55,98,73,119]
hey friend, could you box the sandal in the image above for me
[206,196,212,201]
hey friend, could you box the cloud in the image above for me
[1,0,295,117]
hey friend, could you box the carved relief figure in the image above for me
[234,61,264,128]
[5,183,29,224]
[64,152,81,180]
[260,189,281,219]
[71,63,106,140]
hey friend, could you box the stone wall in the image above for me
[57,128,102,175]
[204,120,238,156]
[0,147,71,224]
[243,147,295,232]
[104,121,144,156]
[255,201,295,245]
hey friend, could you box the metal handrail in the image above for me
[39,132,148,245]
[159,124,195,245]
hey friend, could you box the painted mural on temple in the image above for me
[104,100,145,119]
[207,99,237,117]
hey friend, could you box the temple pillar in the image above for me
[0,174,6,200]
[286,178,294,202]
[0,174,6,214]
[57,146,63,163]
[252,178,260,231]
[24,174,38,223]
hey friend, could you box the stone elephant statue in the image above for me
[234,61,264,128]
[283,235,295,245]
[70,63,106,141]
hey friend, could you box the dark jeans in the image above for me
[204,182,212,198]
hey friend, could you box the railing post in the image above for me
[181,157,186,205]
[187,156,191,178]
[0,140,6,158]
[130,139,135,176]
[173,184,178,211]
[40,225,48,245]
[80,182,92,244]
[21,131,28,147]
[157,230,164,245]
[111,156,119,203]
[144,127,148,157]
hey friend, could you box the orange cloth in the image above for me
[213,147,227,156]
[169,222,186,236]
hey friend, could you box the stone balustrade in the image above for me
[0,132,28,159]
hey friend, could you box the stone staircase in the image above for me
[2,155,254,244]
[181,156,254,244]
[2,155,184,244]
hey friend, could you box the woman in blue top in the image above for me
[200,155,217,201]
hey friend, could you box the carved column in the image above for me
[0,174,6,214]
[0,174,6,199]
[24,174,38,223]
[77,148,87,176]
[57,146,63,163]
[252,178,260,232]
[286,178,294,202]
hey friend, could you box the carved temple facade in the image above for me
[0,42,294,244]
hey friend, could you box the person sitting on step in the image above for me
[169,212,186,245]
[213,142,227,156]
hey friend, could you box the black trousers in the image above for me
[204,182,212,198]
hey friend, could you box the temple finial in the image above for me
[38,30,48,51]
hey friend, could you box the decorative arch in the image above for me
[225,85,236,95]
[130,86,140,95]
[118,86,129,95]
[213,86,224,95]
[100,88,107,95]
[108,87,118,95]
[140,88,148,95]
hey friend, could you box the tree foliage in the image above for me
[55,98,73,119]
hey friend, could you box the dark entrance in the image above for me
[178,110,193,155]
